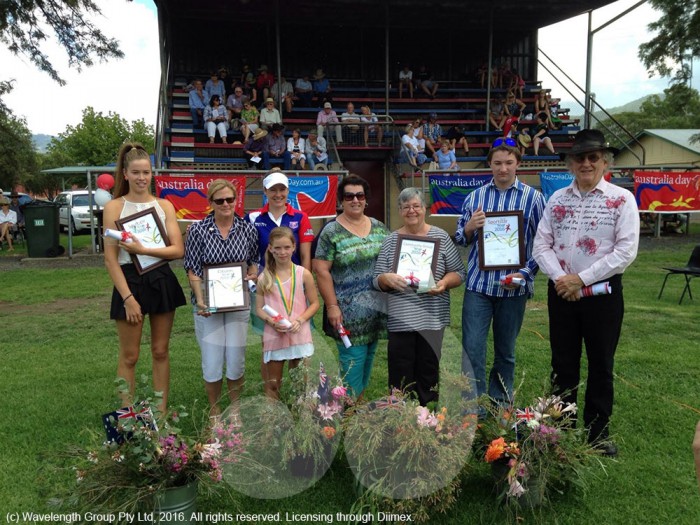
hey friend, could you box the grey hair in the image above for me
[398,187,425,208]
[565,149,614,169]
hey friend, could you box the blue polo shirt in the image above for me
[245,203,314,268]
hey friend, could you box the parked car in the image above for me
[55,190,98,234]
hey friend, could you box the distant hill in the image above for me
[569,93,663,121]
[32,134,54,153]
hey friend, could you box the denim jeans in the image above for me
[461,290,527,403]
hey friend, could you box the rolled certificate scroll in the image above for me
[247,280,257,293]
[500,276,526,287]
[104,228,137,243]
[261,304,292,328]
[579,281,612,298]
[337,323,352,349]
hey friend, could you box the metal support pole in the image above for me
[274,0,282,105]
[385,4,390,115]
[485,8,494,131]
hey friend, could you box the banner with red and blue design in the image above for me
[539,172,574,201]
[634,171,700,212]
[154,174,246,219]
[263,175,340,218]
[429,174,492,216]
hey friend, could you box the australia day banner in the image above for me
[539,172,573,201]
[155,174,246,219]
[263,175,339,218]
[634,171,700,212]
[429,174,492,216]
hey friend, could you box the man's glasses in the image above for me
[492,137,517,148]
[571,152,603,164]
[212,197,235,205]
[343,192,366,202]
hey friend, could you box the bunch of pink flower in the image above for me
[159,435,189,473]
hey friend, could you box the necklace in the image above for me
[274,264,296,316]
[339,214,369,238]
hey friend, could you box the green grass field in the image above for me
[1,230,699,524]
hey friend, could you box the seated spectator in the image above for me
[240,96,260,142]
[317,102,343,143]
[476,60,489,89]
[9,193,24,231]
[218,67,230,86]
[295,74,313,107]
[489,97,506,131]
[205,70,226,101]
[259,98,282,131]
[287,128,306,170]
[256,65,275,102]
[415,65,438,99]
[401,124,427,169]
[188,79,209,129]
[226,84,245,124]
[341,102,361,142]
[503,108,521,138]
[423,112,442,156]
[360,104,384,147]
[445,125,469,154]
[498,61,513,90]
[399,64,413,99]
[0,198,17,251]
[265,123,288,170]
[305,131,329,169]
[244,128,268,169]
[313,69,333,105]
[411,118,426,154]
[433,141,458,170]
[271,76,294,114]
[534,89,554,128]
[504,91,526,117]
[204,95,229,144]
[509,68,525,99]
[532,112,556,156]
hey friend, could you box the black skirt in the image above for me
[110,263,187,320]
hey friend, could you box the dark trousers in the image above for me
[548,274,624,442]
[388,329,444,406]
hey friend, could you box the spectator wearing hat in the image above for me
[533,129,640,457]
[188,79,209,129]
[259,98,282,131]
[256,65,275,102]
[0,198,17,251]
[312,69,333,105]
[294,74,313,108]
[317,102,343,144]
[244,128,269,169]
[456,142,545,410]
[305,131,329,169]
[205,70,226,101]
[423,113,443,156]
[265,123,288,170]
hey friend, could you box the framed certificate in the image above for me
[203,262,249,312]
[392,234,440,293]
[115,208,170,275]
[478,210,525,270]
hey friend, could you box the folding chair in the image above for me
[657,245,700,304]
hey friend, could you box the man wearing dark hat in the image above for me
[533,129,640,457]
[265,123,288,170]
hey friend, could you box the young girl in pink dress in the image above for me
[256,227,319,399]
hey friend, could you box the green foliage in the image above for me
[638,0,700,84]
[47,106,155,166]
[0,0,126,87]
[595,84,700,148]
[0,110,38,189]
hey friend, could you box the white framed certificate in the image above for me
[203,262,249,312]
[392,234,440,293]
[478,210,525,270]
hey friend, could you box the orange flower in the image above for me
[322,426,336,439]
[485,437,506,463]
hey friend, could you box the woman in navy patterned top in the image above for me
[184,179,259,420]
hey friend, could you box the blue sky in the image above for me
[1,0,682,135]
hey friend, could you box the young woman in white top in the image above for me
[103,143,186,410]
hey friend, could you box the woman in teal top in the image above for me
[313,174,389,399]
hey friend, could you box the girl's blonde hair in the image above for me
[114,142,151,198]
[258,227,296,294]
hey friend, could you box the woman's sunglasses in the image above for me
[212,197,235,205]
[342,192,366,202]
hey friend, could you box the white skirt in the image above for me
[263,342,314,363]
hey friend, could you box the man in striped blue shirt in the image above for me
[455,142,545,407]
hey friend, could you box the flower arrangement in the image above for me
[343,374,476,523]
[52,376,249,517]
[478,391,603,508]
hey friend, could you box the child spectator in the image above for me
[256,227,319,399]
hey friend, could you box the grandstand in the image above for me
[153,0,615,225]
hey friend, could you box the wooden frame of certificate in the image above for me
[478,210,525,270]
[114,207,170,275]
[203,262,249,312]
[392,234,440,292]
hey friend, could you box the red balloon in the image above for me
[97,173,115,190]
